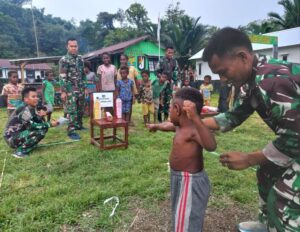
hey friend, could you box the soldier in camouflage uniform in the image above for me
[59,38,86,140]
[202,28,300,232]
[156,46,178,120]
[4,87,58,158]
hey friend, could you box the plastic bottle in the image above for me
[94,97,101,119]
[116,98,122,119]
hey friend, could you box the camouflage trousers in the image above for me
[66,91,84,134]
[257,161,300,231]
[11,128,48,154]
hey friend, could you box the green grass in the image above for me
[0,95,274,231]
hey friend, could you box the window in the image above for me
[41,70,45,78]
[0,69,3,78]
[198,63,202,75]
[148,57,159,72]
[281,54,288,61]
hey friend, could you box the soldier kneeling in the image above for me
[4,87,59,158]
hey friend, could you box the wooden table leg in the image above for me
[113,127,117,141]
[100,127,104,149]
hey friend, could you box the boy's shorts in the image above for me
[142,103,154,115]
[171,169,210,232]
[122,100,132,113]
[153,98,160,112]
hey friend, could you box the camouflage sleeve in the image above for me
[80,57,87,85]
[59,57,68,92]
[20,107,51,130]
[29,120,51,130]
[214,94,255,132]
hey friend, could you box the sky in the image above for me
[28,0,284,28]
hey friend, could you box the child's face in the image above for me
[47,73,54,81]
[120,55,128,67]
[102,55,110,65]
[120,70,128,79]
[204,77,210,84]
[160,74,167,84]
[24,91,38,107]
[184,80,189,86]
[9,73,18,85]
[142,73,149,82]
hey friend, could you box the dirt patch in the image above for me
[123,197,256,232]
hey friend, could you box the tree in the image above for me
[97,12,116,30]
[163,15,207,66]
[125,3,150,29]
[268,0,300,29]
[239,20,280,34]
[4,0,30,6]
[103,28,138,47]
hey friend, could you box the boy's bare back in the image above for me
[170,124,204,173]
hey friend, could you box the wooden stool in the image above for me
[89,92,129,150]
[90,118,128,150]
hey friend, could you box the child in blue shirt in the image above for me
[116,66,134,121]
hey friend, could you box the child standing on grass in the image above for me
[200,75,213,106]
[152,72,167,123]
[138,70,154,126]
[43,71,55,121]
[148,88,216,232]
[116,66,134,122]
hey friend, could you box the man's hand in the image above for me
[50,120,59,127]
[61,92,67,102]
[182,100,198,120]
[220,151,251,170]
[147,124,157,132]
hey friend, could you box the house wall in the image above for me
[0,68,47,80]
[256,45,300,63]
[124,41,165,80]
[194,45,300,82]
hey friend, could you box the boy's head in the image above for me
[120,66,129,79]
[8,71,18,85]
[102,52,111,65]
[204,75,211,84]
[84,61,91,73]
[170,88,203,126]
[141,70,150,82]
[22,87,38,107]
[45,71,54,81]
[160,72,168,83]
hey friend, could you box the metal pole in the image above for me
[272,44,278,59]
[31,0,39,57]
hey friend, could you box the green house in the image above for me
[83,35,165,80]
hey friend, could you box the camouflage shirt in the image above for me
[59,53,86,92]
[4,104,51,145]
[214,56,300,166]
[156,57,178,82]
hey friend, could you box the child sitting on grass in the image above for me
[148,87,216,232]
[138,70,155,126]
[116,66,134,122]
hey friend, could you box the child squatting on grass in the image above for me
[148,88,216,232]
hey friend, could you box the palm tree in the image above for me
[163,16,207,59]
[268,0,300,29]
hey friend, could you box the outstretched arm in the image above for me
[183,100,216,151]
[147,122,176,132]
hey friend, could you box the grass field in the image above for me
[0,95,275,231]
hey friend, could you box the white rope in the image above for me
[103,196,119,217]
[0,153,7,190]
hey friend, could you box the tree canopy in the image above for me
[0,0,298,59]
